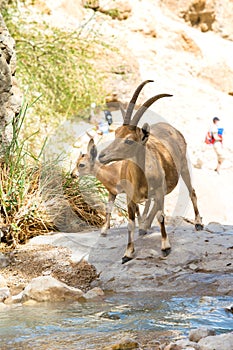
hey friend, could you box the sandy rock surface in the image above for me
[2,217,230,298]
[88,221,233,296]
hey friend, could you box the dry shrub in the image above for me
[0,164,106,248]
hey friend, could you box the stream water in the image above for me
[1,293,232,349]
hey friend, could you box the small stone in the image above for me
[164,343,182,350]
[200,23,209,32]
[189,327,216,342]
[83,287,104,300]
[0,287,10,302]
[42,270,52,276]
[0,253,10,268]
[23,299,38,306]
[189,263,199,271]
[224,304,233,314]
[5,291,24,304]
[205,222,224,233]
[172,266,183,273]
[106,336,140,349]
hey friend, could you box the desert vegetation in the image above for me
[2,2,107,129]
[0,1,115,246]
[0,97,108,247]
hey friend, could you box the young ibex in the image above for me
[99,80,203,263]
[71,138,148,235]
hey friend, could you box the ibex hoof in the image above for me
[195,223,204,231]
[162,248,171,257]
[139,229,147,236]
[122,256,133,264]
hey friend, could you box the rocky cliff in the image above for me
[0,14,21,158]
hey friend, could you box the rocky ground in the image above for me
[2,219,232,298]
[1,219,233,349]
[0,243,98,296]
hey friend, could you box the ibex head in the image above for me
[71,138,97,178]
[99,80,172,164]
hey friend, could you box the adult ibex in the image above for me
[71,138,150,235]
[99,80,203,263]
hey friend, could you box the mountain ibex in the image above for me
[99,80,203,263]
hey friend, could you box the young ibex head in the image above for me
[71,138,97,178]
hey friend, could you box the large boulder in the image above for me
[164,328,233,349]
[20,276,84,302]
[189,327,216,342]
[198,332,233,350]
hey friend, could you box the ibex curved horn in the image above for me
[130,94,173,127]
[119,102,126,119]
[123,80,154,125]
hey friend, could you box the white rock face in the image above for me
[0,14,22,153]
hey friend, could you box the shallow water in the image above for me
[0,294,232,349]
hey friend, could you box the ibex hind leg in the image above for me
[181,163,203,231]
[138,200,151,236]
[157,210,171,257]
[101,194,116,236]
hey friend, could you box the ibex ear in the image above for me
[90,144,97,163]
[141,123,150,145]
[87,138,95,154]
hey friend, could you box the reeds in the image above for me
[0,100,106,247]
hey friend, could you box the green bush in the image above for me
[0,99,107,246]
[0,99,52,245]
[3,5,107,128]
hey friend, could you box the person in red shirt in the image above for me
[209,117,224,173]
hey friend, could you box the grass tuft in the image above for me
[0,100,106,248]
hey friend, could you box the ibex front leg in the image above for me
[122,200,137,264]
[101,193,116,236]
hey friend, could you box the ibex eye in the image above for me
[125,139,134,145]
[79,164,85,168]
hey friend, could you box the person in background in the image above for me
[103,110,113,126]
[98,110,113,135]
[206,117,224,174]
